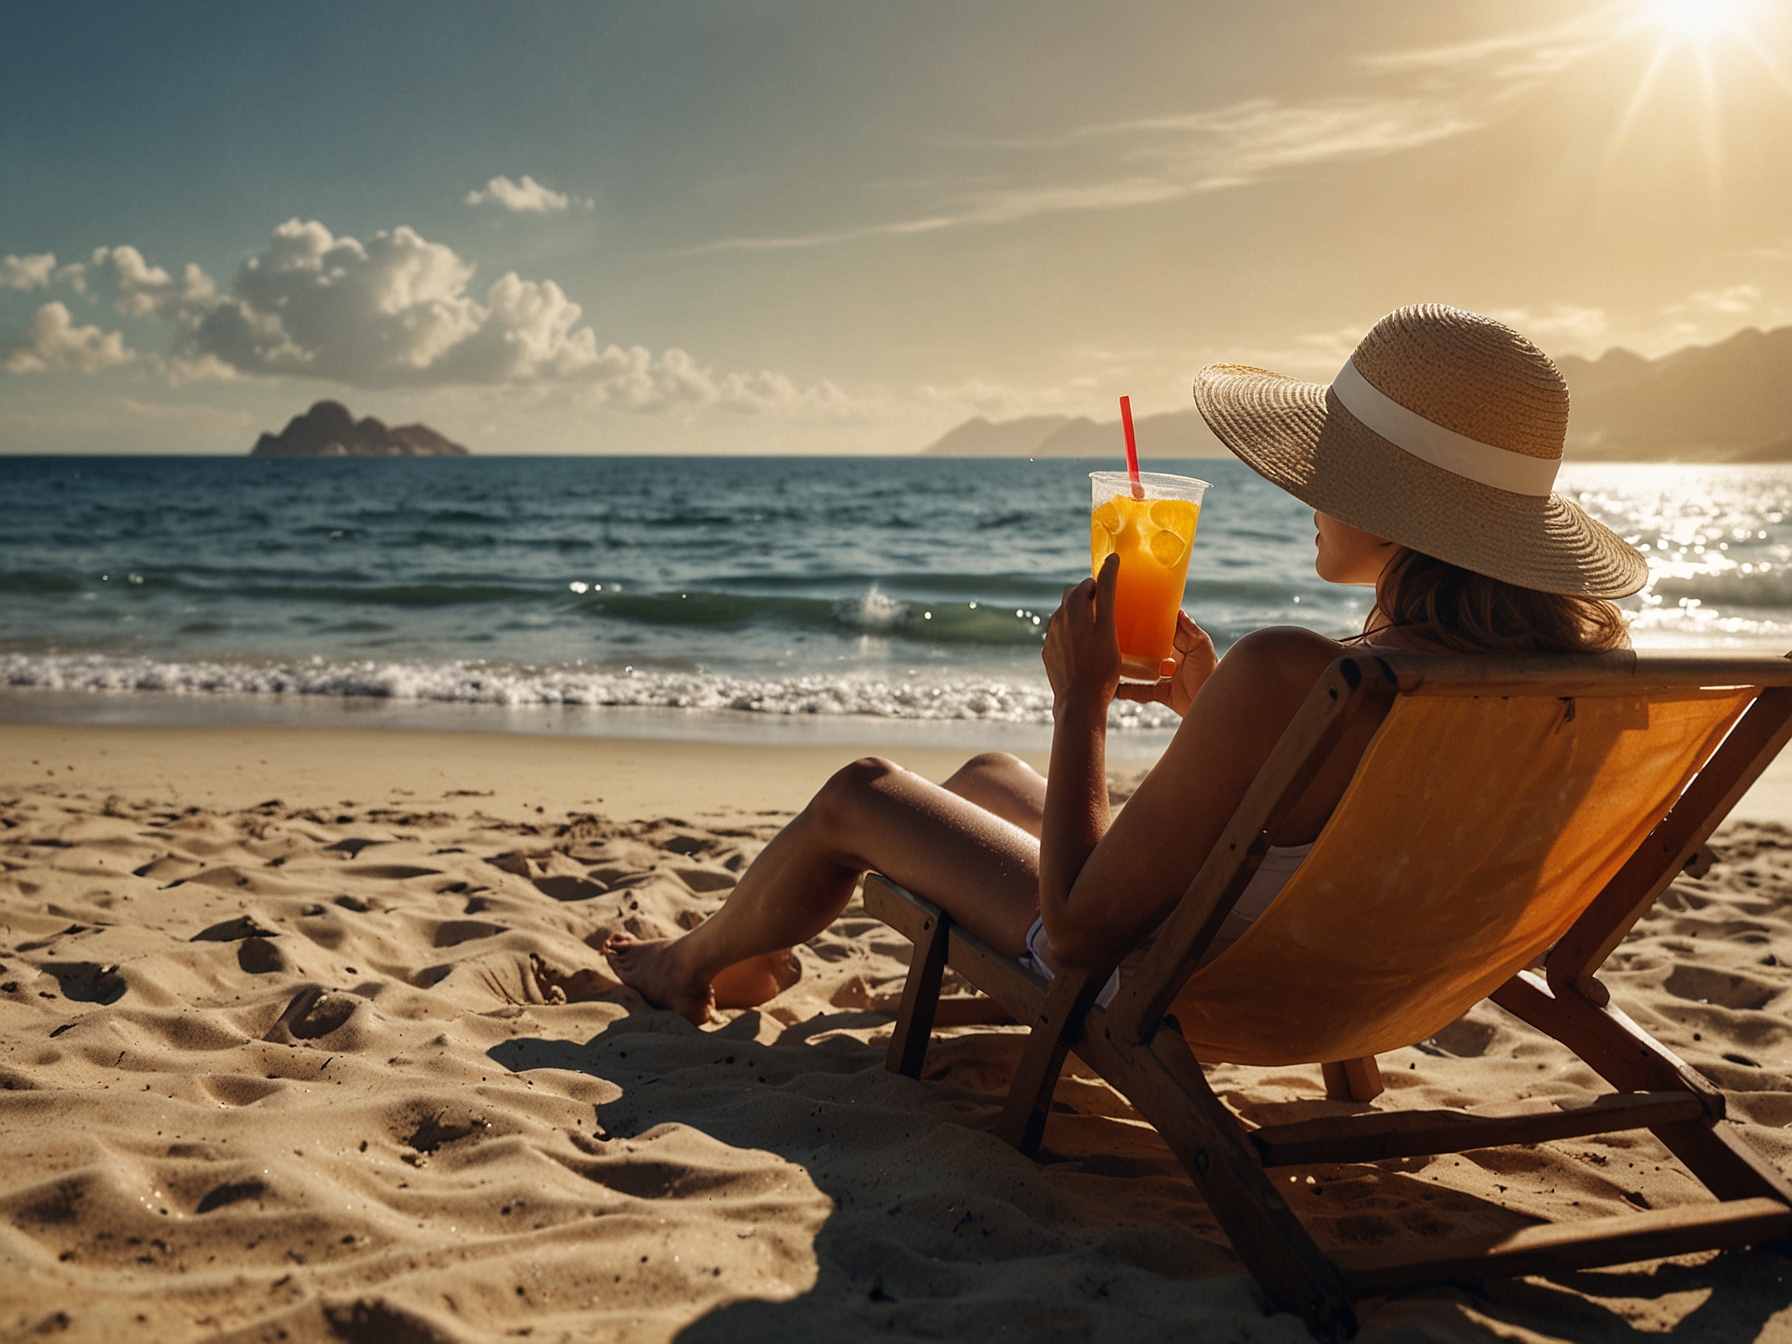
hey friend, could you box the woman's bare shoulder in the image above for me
[1180,625,1355,728]
[1218,625,1354,683]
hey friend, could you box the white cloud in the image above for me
[569,345,857,416]
[1287,325,1371,373]
[1486,304,1612,351]
[174,219,598,386]
[1226,305,1612,378]
[71,219,850,413]
[1672,284,1763,317]
[1480,284,1786,362]
[94,244,171,314]
[1,253,57,290]
[687,10,1632,254]
[712,367,856,416]
[92,245,217,320]
[1598,282,1786,356]
[2,302,135,373]
[686,94,1488,255]
[1360,9,1620,84]
[1066,96,1481,194]
[464,174,590,212]
[166,351,242,385]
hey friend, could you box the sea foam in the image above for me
[0,652,1184,729]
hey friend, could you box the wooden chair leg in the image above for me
[1653,1119,1792,1205]
[1493,970,1792,1204]
[886,906,949,1079]
[1080,1011,1357,1337]
[1322,1056,1384,1102]
[994,968,1102,1155]
[1492,971,1723,1111]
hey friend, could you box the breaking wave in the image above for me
[0,652,1182,729]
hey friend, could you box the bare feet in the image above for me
[711,949,802,1010]
[601,934,802,1025]
[602,932,719,1025]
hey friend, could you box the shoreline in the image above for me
[0,687,1178,761]
[7,714,1792,823]
[0,722,1053,825]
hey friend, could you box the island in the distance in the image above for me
[250,400,470,457]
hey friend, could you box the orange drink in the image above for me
[1090,470,1208,681]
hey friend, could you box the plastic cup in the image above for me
[1090,470,1209,682]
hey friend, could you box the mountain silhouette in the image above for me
[1556,325,1792,461]
[920,325,1792,463]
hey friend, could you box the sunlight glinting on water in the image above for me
[1563,465,1792,649]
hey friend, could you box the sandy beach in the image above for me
[6,720,1792,1342]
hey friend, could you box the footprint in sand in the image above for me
[530,874,610,902]
[1664,964,1782,1010]
[238,938,287,974]
[194,1178,267,1214]
[264,985,359,1041]
[432,920,509,948]
[37,961,126,1004]
[131,856,204,884]
[190,915,279,942]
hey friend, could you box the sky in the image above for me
[3,0,1792,456]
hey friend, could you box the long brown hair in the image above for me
[1361,548,1629,655]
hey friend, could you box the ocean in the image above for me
[3,455,1791,753]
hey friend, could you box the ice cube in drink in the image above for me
[1090,472,1207,682]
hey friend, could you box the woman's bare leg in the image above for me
[604,756,1041,1023]
[940,750,1047,838]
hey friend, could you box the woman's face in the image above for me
[1314,511,1396,585]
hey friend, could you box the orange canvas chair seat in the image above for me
[861,651,1792,1336]
[1173,688,1753,1066]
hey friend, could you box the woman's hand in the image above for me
[1115,610,1217,717]
[1043,553,1122,712]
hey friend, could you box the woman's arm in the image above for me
[1035,556,1123,946]
[1040,622,1348,969]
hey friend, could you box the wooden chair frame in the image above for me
[862,651,1792,1337]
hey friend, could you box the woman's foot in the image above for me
[711,949,802,1010]
[602,932,718,1025]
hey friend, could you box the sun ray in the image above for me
[1598,36,1675,185]
[1592,0,1792,221]
[1693,34,1726,223]
[1734,27,1792,98]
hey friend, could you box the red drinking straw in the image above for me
[1119,395,1143,499]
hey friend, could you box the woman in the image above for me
[604,304,1648,1025]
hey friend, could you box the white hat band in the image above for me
[1331,358,1560,498]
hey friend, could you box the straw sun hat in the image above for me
[1193,304,1648,598]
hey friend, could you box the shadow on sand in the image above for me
[488,1007,1792,1342]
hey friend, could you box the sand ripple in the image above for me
[6,785,1792,1341]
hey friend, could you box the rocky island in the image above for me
[250,401,470,457]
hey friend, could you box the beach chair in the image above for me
[863,651,1792,1336]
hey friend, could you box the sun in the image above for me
[1595,0,1789,207]
[1646,0,1749,41]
